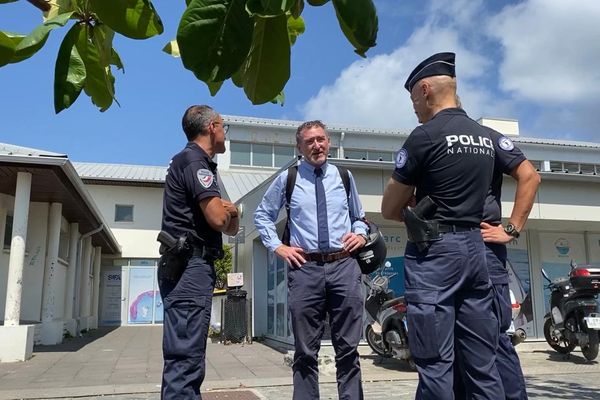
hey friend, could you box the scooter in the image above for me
[363,262,416,370]
[542,261,600,361]
[507,288,527,346]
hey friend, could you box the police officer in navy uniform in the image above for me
[455,127,540,399]
[158,105,239,399]
[254,120,368,400]
[381,52,504,399]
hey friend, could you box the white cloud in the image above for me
[300,20,501,130]
[488,0,600,103]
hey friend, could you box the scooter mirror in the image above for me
[570,259,578,270]
[541,268,551,282]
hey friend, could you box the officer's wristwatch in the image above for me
[504,223,520,238]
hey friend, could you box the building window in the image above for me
[344,149,393,161]
[230,142,251,165]
[230,141,296,167]
[115,205,134,222]
[274,145,295,167]
[3,215,13,249]
[253,144,272,167]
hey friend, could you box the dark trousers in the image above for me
[404,230,504,400]
[487,244,528,400]
[158,256,215,400]
[287,256,364,400]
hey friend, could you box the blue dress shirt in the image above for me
[254,161,368,252]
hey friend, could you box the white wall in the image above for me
[84,185,163,258]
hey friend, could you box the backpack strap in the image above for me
[281,166,298,246]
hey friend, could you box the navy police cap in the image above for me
[404,52,456,92]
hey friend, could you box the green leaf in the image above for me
[54,23,86,113]
[162,39,180,57]
[291,0,304,18]
[0,0,19,3]
[12,12,74,63]
[111,48,124,72]
[44,0,75,21]
[246,0,295,17]
[231,69,243,88]
[307,0,329,5]
[206,80,223,96]
[332,0,377,57]
[76,24,115,111]
[287,15,305,46]
[269,91,285,106]
[177,0,253,82]
[0,31,16,67]
[89,0,164,39]
[241,14,290,104]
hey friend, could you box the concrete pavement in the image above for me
[0,326,598,399]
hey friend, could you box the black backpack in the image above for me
[281,165,350,246]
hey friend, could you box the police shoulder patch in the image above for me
[197,169,214,188]
[395,148,408,169]
[498,136,514,151]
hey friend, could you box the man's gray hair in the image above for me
[295,120,328,144]
[182,105,219,141]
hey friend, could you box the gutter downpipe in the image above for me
[339,131,345,159]
[73,224,104,335]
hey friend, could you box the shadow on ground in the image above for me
[527,376,600,399]
[361,354,417,372]
[33,326,118,353]
[533,349,599,365]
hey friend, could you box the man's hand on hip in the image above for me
[480,222,512,244]
[275,245,306,269]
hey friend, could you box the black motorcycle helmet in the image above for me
[355,220,387,274]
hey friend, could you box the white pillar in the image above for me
[4,172,32,326]
[79,237,92,318]
[0,207,6,252]
[64,223,79,320]
[41,202,62,322]
[91,246,102,329]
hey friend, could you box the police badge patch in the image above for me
[395,148,408,168]
[197,169,214,188]
[498,136,515,151]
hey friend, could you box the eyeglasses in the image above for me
[213,121,229,134]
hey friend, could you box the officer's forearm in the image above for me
[509,161,541,230]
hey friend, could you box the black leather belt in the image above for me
[191,245,224,261]
[437,224,480,233]
[304,250,350,263]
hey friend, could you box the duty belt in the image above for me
[191,245,224,262]
[304,249,350,263]
[437,224,480,233]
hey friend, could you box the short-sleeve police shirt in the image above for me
[482,128,526,224]
[392,108,495,226]
[161,142,222,249]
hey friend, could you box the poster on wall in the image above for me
[375,226,408,296]
[101,271,122,325]
[539,232,586,313]
[128,267,163,324]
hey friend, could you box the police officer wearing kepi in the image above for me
[381,52,505,399]
[254,120,369,400]
[158,105,239,399]
[455,126,540,400]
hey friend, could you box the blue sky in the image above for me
[1,0,599,165]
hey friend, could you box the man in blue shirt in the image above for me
[254,120,368,400]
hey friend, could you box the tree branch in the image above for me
[27,0,51,12]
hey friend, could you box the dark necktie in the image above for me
[315,167,329,250]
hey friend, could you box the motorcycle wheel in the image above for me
[365,325,386,356]
[544,318,576,354]
[581,329,599,361]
